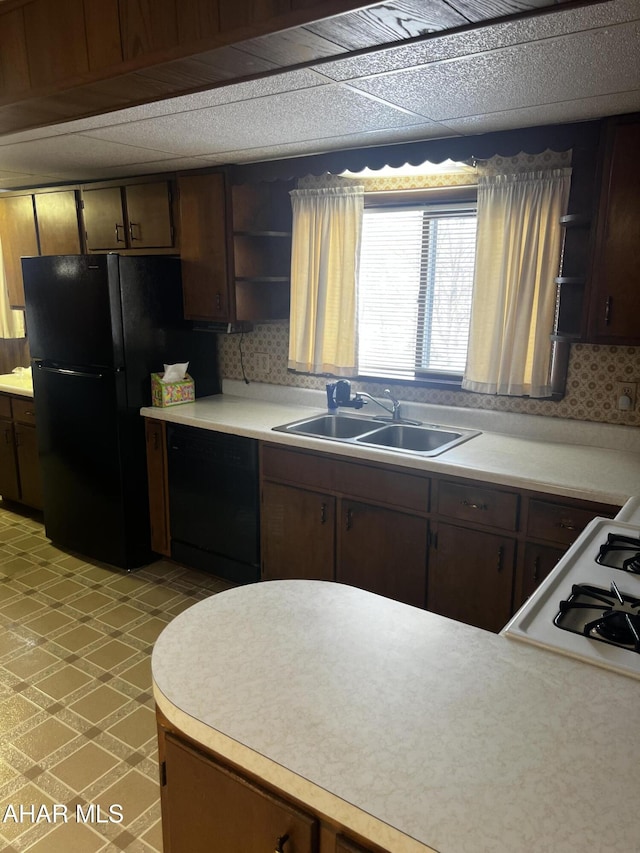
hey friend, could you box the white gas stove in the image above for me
[502,517,640,680]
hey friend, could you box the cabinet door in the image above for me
[0,195,39,307]
[178,172,232,321]
[336,835,387,853]
[35,191,82,255]
[125,182,174,248]
[428,523,515,633]
[14,423,43,510]
[145,419,170,556]
[261,481,335,581]
[588,120,640,343]
[0,417,20,502]
[82,186,126,251]
[519,543,564,606]
[337,500,428,609]
[161,732,318,853]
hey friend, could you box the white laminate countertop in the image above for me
[0,372,33,398]
[140,381,640,506]
[152,580,640,853]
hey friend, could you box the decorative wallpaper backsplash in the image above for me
[218,323,640,428]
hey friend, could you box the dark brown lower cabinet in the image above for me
[337,500,428,609]
[336,837,380,853]
[520,543,564,605]
[428,523,516,633]
[144,418,170,556]
[158,719,390,853]
[161,732,319,853]
[0,394,42,509]
[0,414,20,502]
[262,481,335,581]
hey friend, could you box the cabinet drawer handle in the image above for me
[129,222,141,241]
[216,292,222,310]
[497,546,504,573]
[115,223,125,243]
[533,555,540,583]
[345,507,353,530]
[462,500,488,511]
[4,427,12,444]
[557,519,577,530]
[320,502,327,524]
[604,295,612,325]
[275,833,289,852]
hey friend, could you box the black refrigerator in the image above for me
[22,254,220,570]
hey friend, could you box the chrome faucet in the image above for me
[327,381,420,425]
[353,388,399,420]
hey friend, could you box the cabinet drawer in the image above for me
[0,395,11,418]
[262,444,429,514]
[334,459,429,514]
[438,480,519,531]
[527,499,601,547]
[262,444,334,492]
[11,397,37,425]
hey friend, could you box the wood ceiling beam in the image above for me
[0,0,606,137]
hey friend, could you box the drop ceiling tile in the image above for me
[0,69,331,145]
[312,0,640,81]
[0,135,178,178]
[0,171,59,189]
[441,90,640,135]
[80,85,432,157]
[348,22,640,121]
[211,122,458,165]
[68,156,224,181]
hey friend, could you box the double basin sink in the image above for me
[273,413,480,457]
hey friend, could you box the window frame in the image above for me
[356,185,478,390]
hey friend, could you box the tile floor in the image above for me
[0,500,232,852]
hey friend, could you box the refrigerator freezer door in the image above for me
[117,255,185,409]
[22,255,124,369]
[33,362,152,569]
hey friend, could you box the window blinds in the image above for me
[357,204,477,381]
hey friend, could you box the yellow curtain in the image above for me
[462,168,571,398]
[288,185,363,375]
[0,236,25,339]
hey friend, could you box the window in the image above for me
[357,200,477,383]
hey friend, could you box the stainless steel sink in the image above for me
[275,414,378,439]
[356,423,466,453]
[272,414,480,457]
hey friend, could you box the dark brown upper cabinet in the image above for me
[587,116,640,344]
[0,188,82,308]
[81,180,175,252]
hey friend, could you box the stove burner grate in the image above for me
[596,533,640,574]
[555,582,640,653]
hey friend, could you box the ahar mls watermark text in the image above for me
[2,803,124,824]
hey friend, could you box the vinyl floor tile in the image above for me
[0,500,233,851]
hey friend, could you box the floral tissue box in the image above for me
[151,372,195,407]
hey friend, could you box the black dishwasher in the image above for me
[167,424,260,584]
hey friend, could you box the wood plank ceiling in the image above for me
[0,0,600,137]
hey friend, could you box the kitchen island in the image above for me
[153,580,639,853]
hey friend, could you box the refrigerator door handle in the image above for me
[36,364,105,380]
